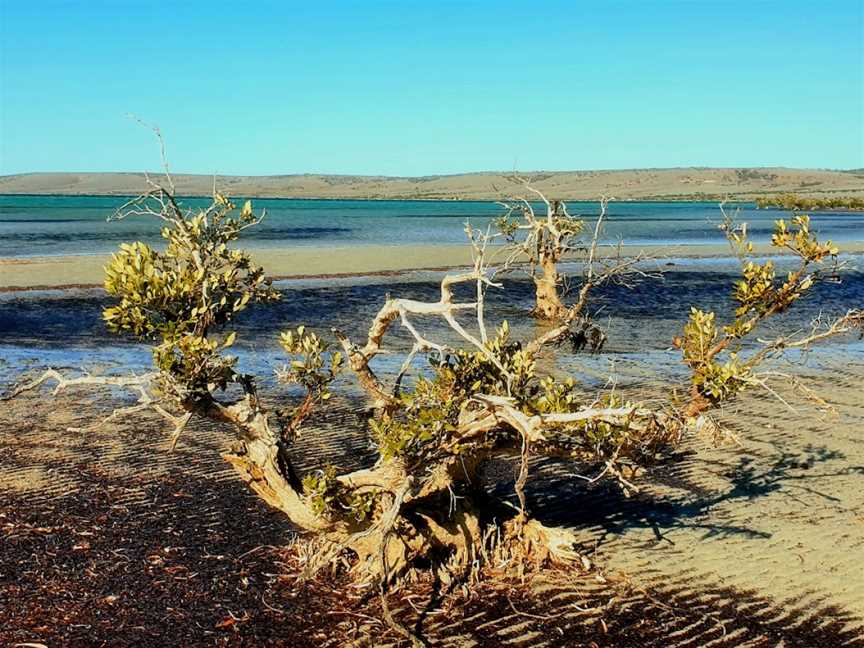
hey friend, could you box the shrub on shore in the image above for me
[755,193,864,211]
[7,177,862,645]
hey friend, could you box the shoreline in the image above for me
[2,167,863,202]
[2,241,864,291]
[3,192,864,204]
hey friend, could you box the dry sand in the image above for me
[2,355,863,646]
[4,240,864,290]
[2,221,863,644]
[2,167,863,200]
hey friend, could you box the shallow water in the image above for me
[1,257,861,391]
[2,195,864,257]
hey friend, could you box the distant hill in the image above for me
[1,167,863,201]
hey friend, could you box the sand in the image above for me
[4,240,864,290]
[2,355,863,645]
[2,167,863,200]
[3,227,863,644]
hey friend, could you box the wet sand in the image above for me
[2,242,863,645]
[3,240,864,290]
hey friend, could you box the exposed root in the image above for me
[0,369,193,439]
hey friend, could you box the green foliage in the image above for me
[693,354,750,402]
[368,319,652,469]
[678,213,837,406]
[279,325,343,398]
[732,261,777,318]
[368,323,536,462]
[442,322,536,402]
[756,193,864,211]
[99,183,843,536]
[565,393,633,451]
[371,412,442,462]
[533,376,579,413]
[771,215,838,261]
[676,309,748,403]
[531,388,655,468]
[103,195,278,392]
[728,216,835,330]
[679,308,719,367]
[301,464,379,522]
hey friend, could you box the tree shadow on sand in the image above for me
[3,392,864,646]
[497,441,864,548]
[4,460,864,648]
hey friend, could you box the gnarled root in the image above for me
[222,438,328,533]
[329,500,485,588]
[301,510,586,595]
[498,518,583,569]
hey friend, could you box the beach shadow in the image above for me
[434,575,864,648]
[4,391,864,646]
[5,458,862,648]
[496,441,864,548]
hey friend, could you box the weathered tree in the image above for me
[494,185,600,321]
[5,181,861,644]
[493,183,652,366]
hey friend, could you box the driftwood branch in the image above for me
[335,259,511,407]
[0,369,179,433]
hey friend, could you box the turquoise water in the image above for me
[2,195,863,257]
[2,195,862,388]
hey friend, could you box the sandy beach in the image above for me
[3,352,863,646]
[3,239,864,290]
[2,236,862,646]
[3,1,862,645]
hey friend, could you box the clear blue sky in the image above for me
[1,0,862,176]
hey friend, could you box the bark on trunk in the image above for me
[217,400,330,532]
[194,391,586,586]
[532,255,568,321]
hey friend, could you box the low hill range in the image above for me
[1,167,863,201]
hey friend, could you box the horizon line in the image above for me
[3,165,863,179]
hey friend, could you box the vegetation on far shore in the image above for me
[2,166,863,203]
[756,193,864,211]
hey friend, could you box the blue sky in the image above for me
[1,0,862,175]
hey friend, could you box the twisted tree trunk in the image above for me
[532,254,568,321]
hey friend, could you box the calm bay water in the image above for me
[2,195,864,257]
[1,195,861,388]
[2,262,863,390]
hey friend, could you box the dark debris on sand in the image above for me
[2,463,863,647]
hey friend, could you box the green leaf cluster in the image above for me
[301,464,379,522]
[679,213,837,406]
[370,322,533,462]
[692,354,750,402]
[732,261,777,318]
[771,215,838,262]
[368,320,647,467]
[533,376,579,413]
[677,308,750,404]
[278,325,344,398]
[443,322,536,400]
[103,195,279,392]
